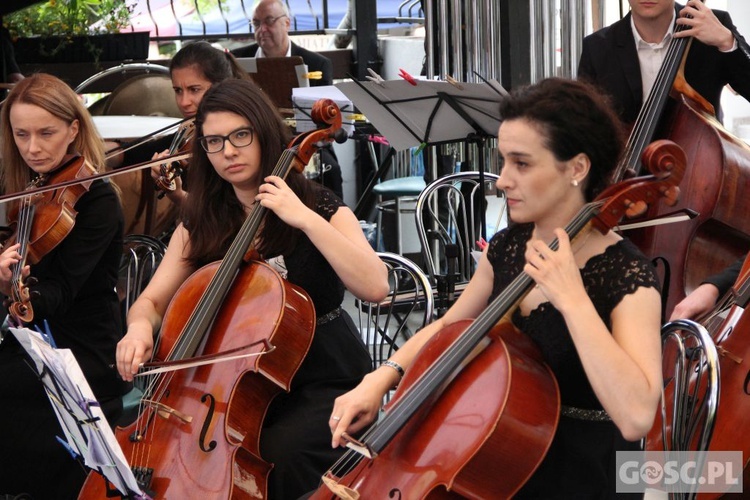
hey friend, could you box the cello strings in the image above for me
[127,147,300,471]
[328,205,600,481]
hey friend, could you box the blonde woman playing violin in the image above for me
[0,73,130,499]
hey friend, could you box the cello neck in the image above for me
[614,10,695,181]
[166,146,300,362]
[362,203,602,454]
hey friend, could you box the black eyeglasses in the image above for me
[198,128,254,154]
[251,14,287,30]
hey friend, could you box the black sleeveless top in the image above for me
[487,223,660,498]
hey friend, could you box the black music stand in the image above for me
[10,326,146,499]
[335,76,506,227]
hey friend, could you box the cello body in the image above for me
[310,318,559,499]
[629,91,750,317]
[78,260,315,499]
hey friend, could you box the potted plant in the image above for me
[6,0,149,64]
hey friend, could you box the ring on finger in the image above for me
[331,416,341,421]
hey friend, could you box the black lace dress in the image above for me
[258,187,372,500]
[486,224,660,499]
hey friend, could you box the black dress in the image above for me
[257,187,372,500]
[486,224,660,499]
[0,178,130,500]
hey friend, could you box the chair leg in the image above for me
[375,195,383,252]
[395,197,402,255]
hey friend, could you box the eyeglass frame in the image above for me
[251,14,287,31]
[198,127,255,154]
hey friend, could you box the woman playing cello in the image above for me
[0,73,130,499]
[329,78,663,497]
[115,78,389,499]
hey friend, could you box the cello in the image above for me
[310,140,686,499]
[606,1,750,319]
[78,99,344,499]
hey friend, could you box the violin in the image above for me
[311,140,687,499]
[3,155,97,323]
[154,118,195,194]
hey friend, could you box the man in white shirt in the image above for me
[231,0,333,86]
[577,0,750,125]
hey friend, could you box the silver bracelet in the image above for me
[381,360,405,378]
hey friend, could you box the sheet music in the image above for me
[11,326,145,497]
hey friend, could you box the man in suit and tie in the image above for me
[232,0,333,87]
[577,0,750,125]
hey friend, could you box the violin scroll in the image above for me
[155,118,196,194]
[7,278,35,323]
[639,139,685,207]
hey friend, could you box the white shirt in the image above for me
[631,10,737,103]
[255,42,292,58]
[631,10,675,103]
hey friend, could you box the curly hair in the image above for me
[498,77,626,201]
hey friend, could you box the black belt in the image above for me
[317,307,342,326]
[561,405,611,422]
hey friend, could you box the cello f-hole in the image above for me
[743,371,750,396]
[199,393,217,453]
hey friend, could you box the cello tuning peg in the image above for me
[26,277,39,286]
[29,290,41,299]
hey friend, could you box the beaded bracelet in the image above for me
[381,360,405,378]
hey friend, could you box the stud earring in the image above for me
[571,179,579,187]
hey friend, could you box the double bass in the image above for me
[78,99,344,499]
[607,2,750,318]
[311,141,686,499]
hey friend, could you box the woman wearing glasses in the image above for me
[114,78,389,499]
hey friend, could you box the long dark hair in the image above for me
[498,77,625,201]
[170,41,248,82]
[181,78,316,266]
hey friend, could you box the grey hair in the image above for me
[253,0,291,18]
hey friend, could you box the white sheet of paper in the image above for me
[11,327,144,497]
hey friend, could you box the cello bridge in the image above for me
[141,399,193,423]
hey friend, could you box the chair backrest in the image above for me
[117,234,167,423]
[356,252,435,371]
[118,234,168,320]
[415,171,505,285]
[653,319,720,499]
